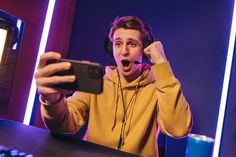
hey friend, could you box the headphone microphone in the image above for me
[133,60,143,64]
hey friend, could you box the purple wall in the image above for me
[0,0,77,126]
[68,0,235,156]
[0,0,49,121]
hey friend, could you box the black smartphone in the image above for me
[47,58,104,94]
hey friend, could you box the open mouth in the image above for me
[121,59,131,67]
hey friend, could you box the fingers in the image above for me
[35,51,75,96]
[36,75,76,97]
[35,69,76,95]
[36,75,76,87]
[143,41,163,55]
[34,62,71,78]
[143,41,167,64]
[38,52,61,69]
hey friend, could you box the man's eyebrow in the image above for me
[113,37,140,42]
[112,37,122,41]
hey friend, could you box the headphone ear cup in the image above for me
[143,35,155,60]
[104,36,113,57]
[143,38,154,48]
[142,22,155,60]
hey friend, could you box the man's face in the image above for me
[112,28,143,79]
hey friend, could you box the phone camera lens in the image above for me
[88,66,101,79]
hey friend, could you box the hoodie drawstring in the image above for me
[113,68,144,148]
[125,73,144,135]
[111,76,120,131]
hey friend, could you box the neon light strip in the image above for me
[13,19,23,50]
[23,0,56,125]
[16,19,22,29]
[213,0,236,156]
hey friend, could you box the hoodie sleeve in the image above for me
[151,62,193,138]
[40,91,90,134]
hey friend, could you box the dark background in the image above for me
[67,0,235,157]
[0,0,235,157]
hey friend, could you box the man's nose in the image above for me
[121,44,129,56]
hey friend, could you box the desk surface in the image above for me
[0,119,138,157]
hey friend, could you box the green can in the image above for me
[185,133,214,157]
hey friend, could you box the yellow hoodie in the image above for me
[41,62,192,157]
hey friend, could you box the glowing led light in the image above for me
[13,19,23,50]
[23,0,56,125]
[213,0,236,156]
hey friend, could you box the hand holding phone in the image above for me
[47,59,104,94]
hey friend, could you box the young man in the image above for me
[35,16,192,157]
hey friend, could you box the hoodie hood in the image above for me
[104,64,155,88]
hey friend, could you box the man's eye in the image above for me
[128,41,137,47]
[114,41,123,47]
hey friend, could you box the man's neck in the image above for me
[119,67,143,83]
